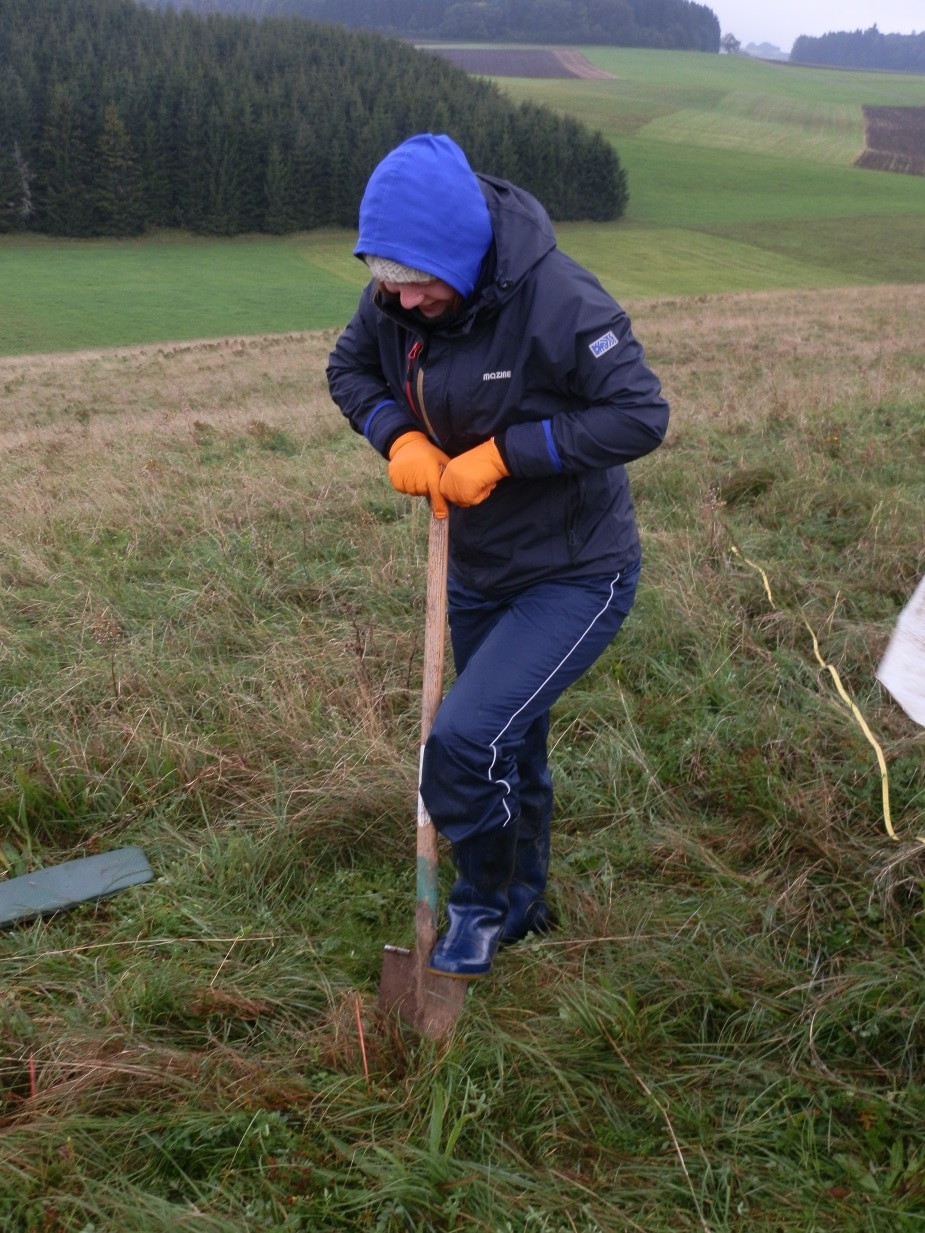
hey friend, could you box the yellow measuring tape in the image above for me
[729,543,925,848]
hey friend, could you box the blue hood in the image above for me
[354,134,494,298]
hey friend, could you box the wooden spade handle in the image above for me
[415,512,448,947]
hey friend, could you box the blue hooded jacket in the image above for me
[354,134,493,298]
[327,134,669,596]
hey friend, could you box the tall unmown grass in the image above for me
[1,285,924,1230]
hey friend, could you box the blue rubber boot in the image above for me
[428,826,518,979]
[498,817,556,946]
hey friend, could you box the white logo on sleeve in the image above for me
[589,330,619,358]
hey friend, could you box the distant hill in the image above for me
[743,42,789,62]
[141,0,722,51]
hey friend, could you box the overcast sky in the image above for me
[711,0,922,51]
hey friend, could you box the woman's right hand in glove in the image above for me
[387,431,450,519]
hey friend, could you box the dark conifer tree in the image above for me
[0,67,37,232]
[0,140,34,233]
[38,83,93,236]
[263,141,299,234]
[95,103,145,234]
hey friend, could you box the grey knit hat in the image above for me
[364,255,434,285]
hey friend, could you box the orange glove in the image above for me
[439,439,509,508]
[387,431,450,519]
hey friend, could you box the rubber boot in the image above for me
[428,826,518,979]
[498,816,556,946]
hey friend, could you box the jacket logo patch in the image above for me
[482,370,511,381]
[589,330,619,358]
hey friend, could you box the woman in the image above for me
[326,134,669,979]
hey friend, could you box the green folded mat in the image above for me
[0,847,153,927]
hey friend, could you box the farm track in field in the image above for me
[428,46,614,78]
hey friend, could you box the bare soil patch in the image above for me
[429,47,614,79]
[855,106,925,175]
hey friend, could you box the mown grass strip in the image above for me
[0,231,368,356]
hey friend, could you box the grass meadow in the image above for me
[2,44,925,1233]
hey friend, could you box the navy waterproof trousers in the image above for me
[420,561,641,844]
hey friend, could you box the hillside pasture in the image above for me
[1,284,924,1231]
[4,48,925,355]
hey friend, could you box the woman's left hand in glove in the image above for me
[439,439,509,507]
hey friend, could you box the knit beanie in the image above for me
[363,256,433,285]
[354,134,493,298]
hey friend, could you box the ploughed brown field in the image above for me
[855,105,925,175]
[428,47,614,78]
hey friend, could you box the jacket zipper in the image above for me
[404,340,439,442]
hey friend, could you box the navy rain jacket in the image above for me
[326,172,669,597]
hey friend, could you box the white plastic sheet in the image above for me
[877,575,925,728]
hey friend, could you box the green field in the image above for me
[0,231,368,357]
[3,48,924,355]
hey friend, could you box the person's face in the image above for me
[382,278,458,319]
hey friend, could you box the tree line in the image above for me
[0,0,628,238]
[791,27,925,73]
[144,0,721,51]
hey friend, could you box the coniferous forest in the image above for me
[791,27,925,73]
[0,0,628,238]
[143,0,721,51]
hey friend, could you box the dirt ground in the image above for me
[856,105,925,175]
